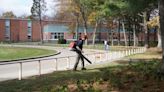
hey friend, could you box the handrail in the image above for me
[0,52,104,65]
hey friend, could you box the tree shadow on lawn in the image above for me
[115,58,162,65]
[0,60,164,92]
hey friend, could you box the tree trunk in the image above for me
[38,1,43,44]
[111,30,114,46]
[107,30,110,42]
[92,21,98,45]
[136,36,139,46]
[118,19,121,46]
[80,9,88,45]
[143,12,148,48]
[39,18,43,44]
[75,16,79,40]
[159,0,164,72]
[98,21,102,42]
[83,21,88,45]
[122,21,127,46]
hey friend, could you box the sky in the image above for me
[0,0,56,17]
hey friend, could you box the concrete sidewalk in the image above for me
[0,45,106,81]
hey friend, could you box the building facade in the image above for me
[0,18,157,44]
[0,18,41,42]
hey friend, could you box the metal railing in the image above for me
[0,47,146,81]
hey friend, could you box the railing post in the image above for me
[120,51,122,57]
[55,58,58,71]
[122,51,124,57]
[19,62,22,80]
[67,57,70,70]
[111,52,114,60]
[105,52,108,61]
[106,52,108,61]
[144,47,146,52]
[113,52,116,60]
[131,49,133,55]
[118,51,120,58]
[119,51,121,57]
[121,51,123,57]
[94,53,96,63]
[135,49,137,54]
[99,53,102,61]
[123,51,125,56]
[112,52,114,60]
[129,49,131,55]
[125,50,128,56]
[38,60,41,76]
[138,48,139,53]
[136,49,138,54]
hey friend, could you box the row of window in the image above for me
[51,33,64,39]
[4,20,32,41]
[50,32,83,40]
[27,20,32,40]
[5,20,10,41]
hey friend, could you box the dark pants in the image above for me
[72,48,91,70]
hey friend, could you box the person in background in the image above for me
[107,41,110,51]
[104,40,107,51]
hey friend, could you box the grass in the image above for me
[0,46,56,61]
[0,47,163,92]
[10,42,138,51]
[84,45,139,51]
[42,43,138,51]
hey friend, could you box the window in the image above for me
[27,20,32,40]
[5,20,10,41]
[51,32,64,39]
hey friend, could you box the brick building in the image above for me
[0,18,157,44]
[0,18,41,42]
[0,18,111,42]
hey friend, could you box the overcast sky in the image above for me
[0,0,56,17]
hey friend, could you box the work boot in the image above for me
[81,67,86,70]
[73,68,77,71]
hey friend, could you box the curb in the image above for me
[0,52,61,63]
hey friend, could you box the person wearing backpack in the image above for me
[70,35,91,71]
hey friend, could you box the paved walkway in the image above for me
[0,45,106,81]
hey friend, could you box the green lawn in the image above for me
[0,46,56,61]
[10,42,139,51]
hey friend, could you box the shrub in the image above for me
[58,39,67,44]
[149,41,158,47]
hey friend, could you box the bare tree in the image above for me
[31,0,47,43]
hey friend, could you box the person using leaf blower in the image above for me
[69,35,92,71]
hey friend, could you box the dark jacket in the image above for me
[76,39,84,50]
